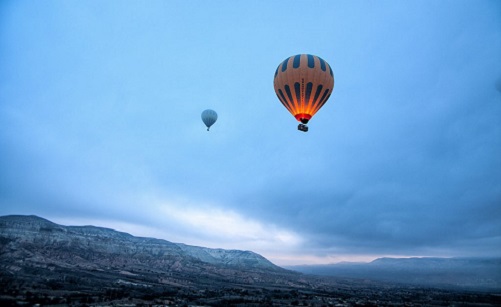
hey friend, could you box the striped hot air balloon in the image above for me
[273,54,334,132]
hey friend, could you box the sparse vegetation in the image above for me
[2,261,500,306]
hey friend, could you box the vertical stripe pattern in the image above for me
[273,54,334,123]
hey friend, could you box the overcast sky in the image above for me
[1,1,500,266]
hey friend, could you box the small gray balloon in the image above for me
[201,109,218,131]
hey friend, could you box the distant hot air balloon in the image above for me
[201,109,218,131]
[273,54,334,132]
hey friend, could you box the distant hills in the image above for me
[1,215,500,305]
[286,256,501,290]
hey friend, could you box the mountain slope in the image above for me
[0,215,296,288]
[0,215,280,270]
[176,243,278,270]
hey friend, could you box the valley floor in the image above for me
[2,273,500,306]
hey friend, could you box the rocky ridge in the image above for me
[0,214,283,274]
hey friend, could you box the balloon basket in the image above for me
[298,124,308,132]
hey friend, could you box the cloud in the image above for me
[154,201,303,250]
[1,0,500,266]
[45,198,305,264]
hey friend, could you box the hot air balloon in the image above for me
[201,109,218,131]
[273,54,334,132]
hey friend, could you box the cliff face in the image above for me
[0,215,292,287]
[1,215,185,270]
[176,243,277,270]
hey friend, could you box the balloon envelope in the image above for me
[201,109,218,131]
[273,54,334,124]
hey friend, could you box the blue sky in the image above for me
[1,1,500,265]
